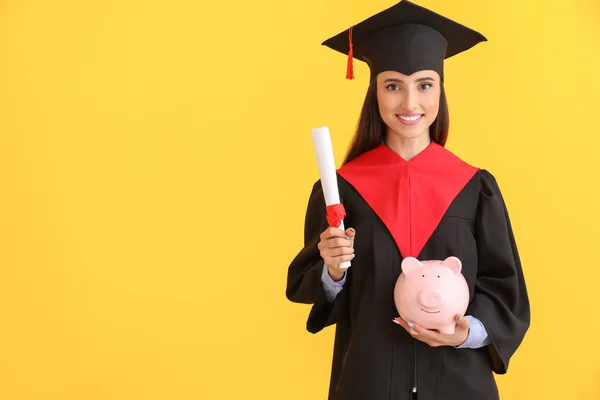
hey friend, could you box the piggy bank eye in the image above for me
[421,274,424,277]
[437,275,440,278]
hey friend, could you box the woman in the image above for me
[286,1,530,399]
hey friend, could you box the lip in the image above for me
[396,114,424,126]
[421,308,440,314]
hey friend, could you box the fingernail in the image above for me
[352,253,355,259]
[345,235,350,239]
[410,328,419,336]
[349,228,355,233]
[459,316,463,321]
[392,319,400,325]
[407,322,414,329]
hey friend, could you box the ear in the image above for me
[401,257,422,275]
[441,256,462,275]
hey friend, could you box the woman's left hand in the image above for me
[393,315,470,347]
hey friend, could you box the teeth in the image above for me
[398,115,422,121]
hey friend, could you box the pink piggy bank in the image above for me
[394,256,469,334]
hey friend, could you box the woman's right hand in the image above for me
[317,227,356,282]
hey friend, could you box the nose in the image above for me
[401,89,416,110]
[419,290,443,309]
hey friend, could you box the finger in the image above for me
[393,317,422,339]
[330,254,355,265]
[455,315,470,331]
[326,237,354,249]
[324,255,355,269]
[320,227,345,241]
[392,317,409,330]
[322,246,354,258]
[409,330,438,347]
[345,228,356,240]
[411,322,442,341]
[408,325,441,347]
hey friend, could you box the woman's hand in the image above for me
[317,227,356,281]
[393,315,470,347]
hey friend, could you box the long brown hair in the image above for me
[342,79,449,165]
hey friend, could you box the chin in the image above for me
[390,126,429,140]
[384,116,430,138]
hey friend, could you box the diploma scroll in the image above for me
[310,126,351,269]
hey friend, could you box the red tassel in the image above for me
[326,204,346,228]
[346,26,354,80]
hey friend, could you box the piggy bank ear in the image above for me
[441,256,462,274]
[401,257,422,275]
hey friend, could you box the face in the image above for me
[376,70,441,141]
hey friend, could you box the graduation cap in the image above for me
[322,0,487,81]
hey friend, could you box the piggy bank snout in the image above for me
[419,290,443,308]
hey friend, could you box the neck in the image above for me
[384,131,432,161]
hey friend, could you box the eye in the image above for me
[420,83,432,90]
[437,275,440,278]
[386,84,400,91]
[421,274,425,277]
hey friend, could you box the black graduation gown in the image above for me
[286,145,530,400]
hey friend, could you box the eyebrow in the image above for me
[383,77,435,83]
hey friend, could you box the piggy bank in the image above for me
[394,256,469,334]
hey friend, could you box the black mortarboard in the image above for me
[322,0,487,81]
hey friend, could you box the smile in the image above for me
[396,114,423,125]
[421,308,440,314]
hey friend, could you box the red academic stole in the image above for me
[337,143,478,258]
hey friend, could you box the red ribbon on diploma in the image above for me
[326,204,346,228]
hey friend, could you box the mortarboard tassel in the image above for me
[326,204,347,229]
[346,26,354,80]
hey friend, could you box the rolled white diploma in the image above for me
[310,126,351,269]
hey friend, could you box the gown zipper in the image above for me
[409,161,418,399]
[412,338,418,399]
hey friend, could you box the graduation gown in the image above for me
[286,143,530,400]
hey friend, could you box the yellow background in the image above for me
[0,0,598,398]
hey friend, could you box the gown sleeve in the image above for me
[468,169,531,374]
[286,180,349,334]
